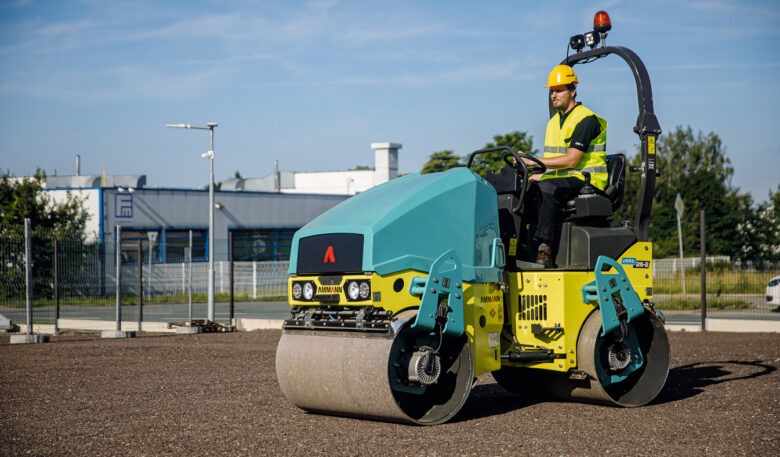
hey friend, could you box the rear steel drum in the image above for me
[493,310,670,407]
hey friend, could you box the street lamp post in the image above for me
[165,122,218,322]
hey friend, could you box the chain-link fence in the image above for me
[0,226,288,329]
[2,219,778,329]
[653,256,779,323]
[650,213,779,323]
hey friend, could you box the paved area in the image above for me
[1,330,778,456]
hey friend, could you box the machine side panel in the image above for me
[504,242,654,372]
[463,282,504,376]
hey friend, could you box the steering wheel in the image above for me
[502,152,547,175]
[466,147,547,215]
[466,146,540,174]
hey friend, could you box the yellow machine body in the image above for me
[506,242,653,372]
[288,272,504,377]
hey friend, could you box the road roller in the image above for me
[276,11,670,425]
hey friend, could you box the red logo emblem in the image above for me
[323,246,336,263]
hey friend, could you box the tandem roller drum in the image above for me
[494,309,670,407]
[275,320,474,425]
[559,309,671,406]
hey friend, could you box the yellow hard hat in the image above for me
[545,65,578,88]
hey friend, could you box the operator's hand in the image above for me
[528,174,542,182]
[510,151,529,167]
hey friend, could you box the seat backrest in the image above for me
[564,154,626,220]
[603,154,626,211]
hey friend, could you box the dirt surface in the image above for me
[1,329,778,457]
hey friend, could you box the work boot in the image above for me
[536,243,554,267]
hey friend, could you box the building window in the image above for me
[166,230,207,262]
[231,228,296,261]
[118,229,207,263]
[119,230,160,264]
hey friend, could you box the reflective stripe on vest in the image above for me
[543,144,606,154]
[542,104,608,190]
[543,165,608,178]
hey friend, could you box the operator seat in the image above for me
[556,153,636,269]
[564,153,627,221]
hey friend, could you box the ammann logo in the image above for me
[317,285,343,294]
[479,295,502,303]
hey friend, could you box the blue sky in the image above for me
[1,0,778,202]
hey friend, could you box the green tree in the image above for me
[0,170,90,301]
[421,150,463,174]
[0,171,89,239]
[614,126,752,259]
[421,131,538,175]
[469,131,538,177]
[738,184,780,265]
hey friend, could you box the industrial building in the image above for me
[42,142,401,263]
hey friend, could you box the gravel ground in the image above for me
[1,329,778,457]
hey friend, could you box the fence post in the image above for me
[10,219,50,344]
[220,261,224,295]
[102,225,134,339]
[54,238,60,334]
[188,230,193,326]
[229,231,235,327]
[175,230,201,334]
[24,218,33,335]
[700,210,707,332]
[147,232,156,302]
[99,236,105,297]
[116,226,122,332]
[137,239,143,332]
[253,261,257,299]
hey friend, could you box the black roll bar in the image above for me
[550,46,661,241]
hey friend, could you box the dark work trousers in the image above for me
[527,177,585,250]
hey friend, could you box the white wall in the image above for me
[286,170,374,195]
[282,142,402,195]
[46,188,101,241]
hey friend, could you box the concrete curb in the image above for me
[235,318,284,331]
[11,317,780,336]
[666,318,780,333]
[10,334,50,344]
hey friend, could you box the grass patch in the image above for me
[655,297,751,311]
[654,269,779,295]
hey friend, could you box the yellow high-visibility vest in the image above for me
[542,104,607,190]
